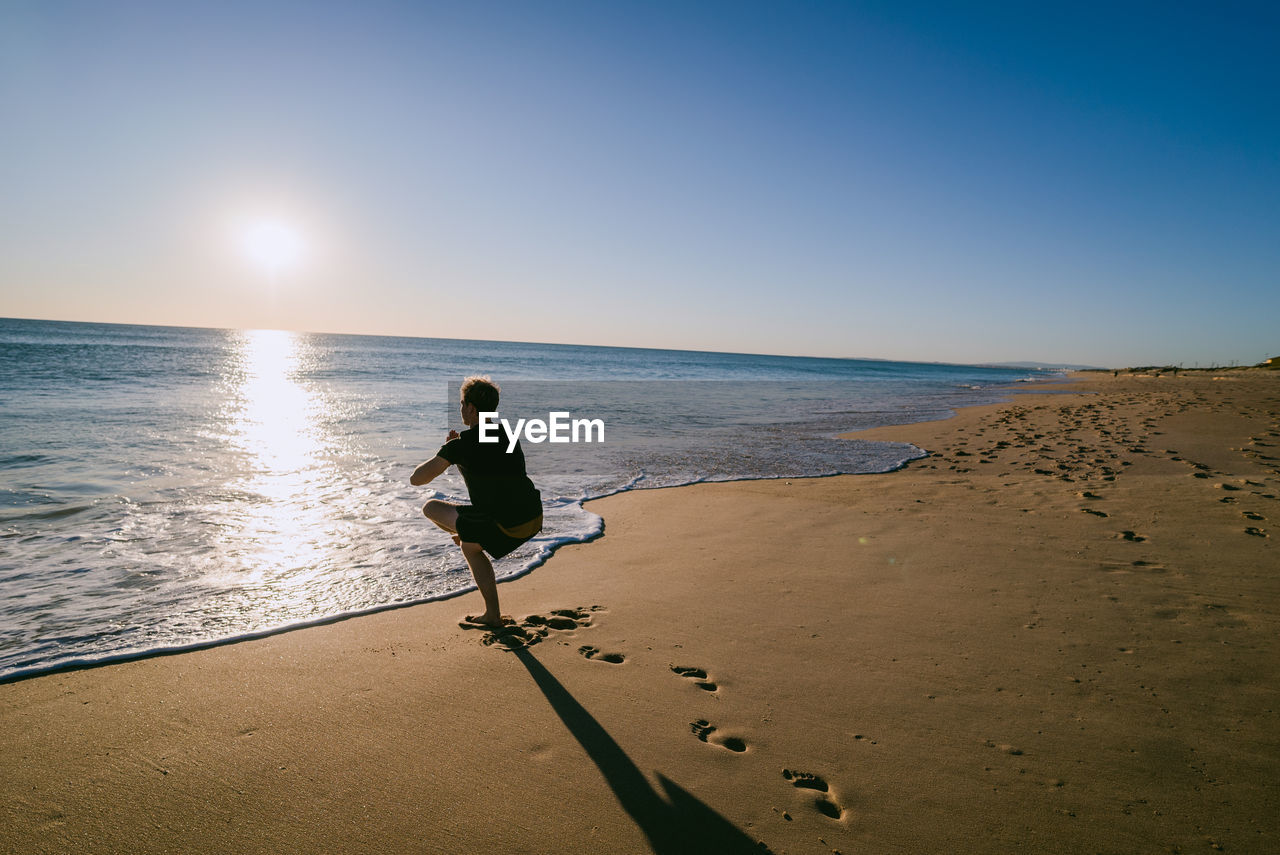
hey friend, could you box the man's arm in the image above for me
[410,455,451,486]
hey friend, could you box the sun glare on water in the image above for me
[209,329,341,599]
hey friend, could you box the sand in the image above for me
[2,370,1278,854]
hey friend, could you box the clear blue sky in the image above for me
[2,0,1276,366]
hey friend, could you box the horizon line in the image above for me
[0,313,1097,371]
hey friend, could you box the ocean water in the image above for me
[0,318,1050,680]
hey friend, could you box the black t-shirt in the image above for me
[438,425,542,527]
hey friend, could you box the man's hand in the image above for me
[447,429,460,441]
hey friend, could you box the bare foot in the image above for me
[461,613,508,628]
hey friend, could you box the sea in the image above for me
[0,317,1054,681]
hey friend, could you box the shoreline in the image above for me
[3,369,1277,853]
[0,375,1056,687]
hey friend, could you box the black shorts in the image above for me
[455,506,539,559]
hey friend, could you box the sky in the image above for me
[1,0,1277,367]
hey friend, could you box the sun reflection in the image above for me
[232,329,318,492]
[212,329,339,605]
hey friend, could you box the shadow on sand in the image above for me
[513,648,770,854]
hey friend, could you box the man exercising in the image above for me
[410,376,543,627]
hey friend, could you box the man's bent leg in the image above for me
[422,499,460,533]
[460,540,503,626]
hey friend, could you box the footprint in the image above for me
[1243,511,1265,521]
[1245,527,1268,538]
[478,624,545,650]
[1120,531,1147,542]
[782,769,844,819]
[471,606,604,651]
[691,720,747,752]
[671,664,718,692]
[579,645,625,664]
[526,607,599,631]
[1081,508,1108,518]
[782,769,829,792]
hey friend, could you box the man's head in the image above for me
[459,375,500,426]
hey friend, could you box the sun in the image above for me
[237,217,306,278]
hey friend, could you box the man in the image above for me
[410,376,543,627]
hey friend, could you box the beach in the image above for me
[2,370,1277,853]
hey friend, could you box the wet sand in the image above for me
[2,370,1277,853]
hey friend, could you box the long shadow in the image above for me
[513,648,769,854]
